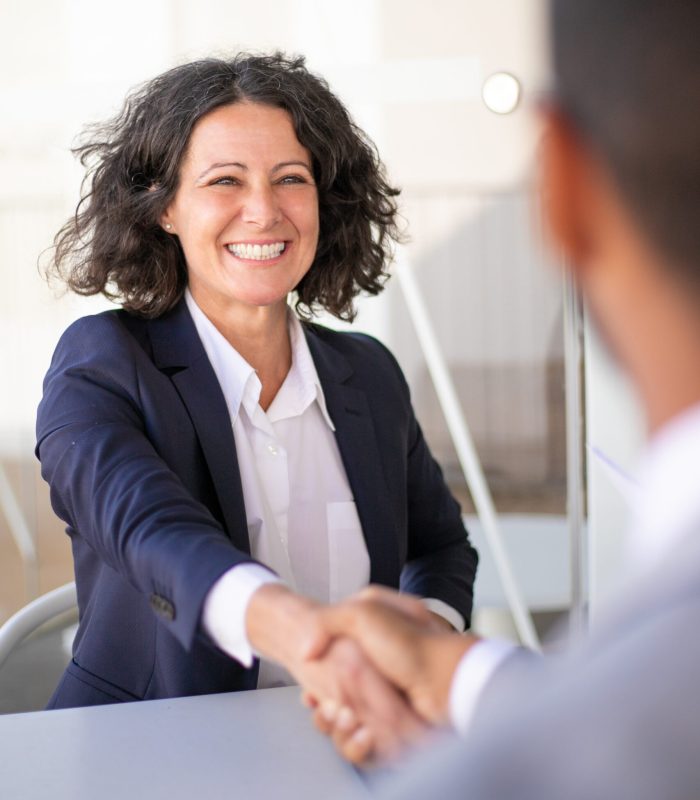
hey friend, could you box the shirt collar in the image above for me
[631,401,700,569]
[275,313,335,430]
[184,290,334,430]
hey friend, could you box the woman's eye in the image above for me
[278,174,307,185]
[211,176,239,186]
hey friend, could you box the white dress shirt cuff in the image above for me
[422,598,466,632]
[202,564,283,667]
[449,638,517,735]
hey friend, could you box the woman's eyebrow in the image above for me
[197,161,247,180]
[196,160,311,181]
[271,160,312,173]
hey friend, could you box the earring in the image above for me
[165,223,173,231]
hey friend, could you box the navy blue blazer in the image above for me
[36,299,477,709]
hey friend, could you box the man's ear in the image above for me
[539,107,598,280]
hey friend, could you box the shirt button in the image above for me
[267,444,278,456]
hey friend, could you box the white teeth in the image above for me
[227,242,286,260]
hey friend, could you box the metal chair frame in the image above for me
[0,581,77,671]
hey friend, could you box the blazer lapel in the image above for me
[148,300,250,554]
[306,327,402,587]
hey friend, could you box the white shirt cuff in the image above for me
[421,597,466,632]
[202,564,282,667]
[449,638,517,735]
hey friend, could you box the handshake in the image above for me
[246,584,479,765]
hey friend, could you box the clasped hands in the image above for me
[246,584,476,765]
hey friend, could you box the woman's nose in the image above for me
[240,183,282,229]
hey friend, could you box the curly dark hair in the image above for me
[49,53,403,320]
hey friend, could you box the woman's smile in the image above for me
[225,240,288,262]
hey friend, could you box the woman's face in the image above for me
[162,101,319,319]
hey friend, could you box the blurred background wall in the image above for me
[0,0,572,626]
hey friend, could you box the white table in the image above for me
[0,686,371,799]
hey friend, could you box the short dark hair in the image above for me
[50,53,402,320]
[551,0,700,288]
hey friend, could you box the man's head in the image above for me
[544,0,700,428]
[550,0,700,289]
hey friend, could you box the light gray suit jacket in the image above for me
[374,522,700,800]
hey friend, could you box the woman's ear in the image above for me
[160,214,175,234]
[150,183,175,234]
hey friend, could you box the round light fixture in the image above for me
[482,72,521,115]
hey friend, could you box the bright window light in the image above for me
[482,71,521,115]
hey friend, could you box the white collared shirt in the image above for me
[628,402,700,573]
[187,291,371,686]
[187,291,463,686]
[449,400,700,734]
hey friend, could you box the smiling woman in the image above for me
[37,53,478,758]
[51,53,398,322]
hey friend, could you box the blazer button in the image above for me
[149,593,175,621]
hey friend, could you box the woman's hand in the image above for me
[245,583,428,764]
[301,637,429,764]
[244,583,327,669]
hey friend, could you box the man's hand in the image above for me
[307,586,479,725]
[244,583,428,764]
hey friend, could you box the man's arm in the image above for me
[306,586,526,762]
